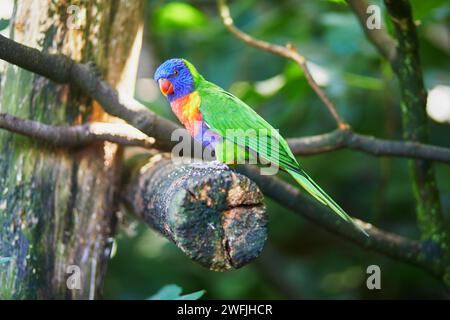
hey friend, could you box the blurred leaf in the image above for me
[342,73,384,90]
[323,0,346,4]
[148,284,205,300]
[410,0,450,19]
[176,290,206,300]
[229,81,253,98]
[148,284,181,299]
[0,18,9,31]
[0,256,11,265]
[153,2,207,32]
[321,13,362,55]
[283,62,303,80]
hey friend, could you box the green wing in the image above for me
[198,80,368,236]
[198,81,297,171]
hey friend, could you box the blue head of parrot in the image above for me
[154,58,194,102]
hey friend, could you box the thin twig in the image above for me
[217,0,348,129]
[0,113,155,149]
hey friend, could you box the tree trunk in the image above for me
[0,0,144,299]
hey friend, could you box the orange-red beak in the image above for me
[158,78,174,96]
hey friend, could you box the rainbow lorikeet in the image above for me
[154,58,367,236]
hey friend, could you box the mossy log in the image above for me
[124,157,268,271]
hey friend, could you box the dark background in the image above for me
[103,0,450,299]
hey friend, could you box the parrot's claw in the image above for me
[209,160,229,170]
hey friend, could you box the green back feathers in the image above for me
[185,61,368,237]
[197,80,368,237]
[197,80,298,171]
[182,59,203,87]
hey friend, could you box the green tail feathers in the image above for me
[287,169,369,237]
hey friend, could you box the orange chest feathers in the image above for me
[170,91,203,135]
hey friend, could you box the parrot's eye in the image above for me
[173,69,179,76]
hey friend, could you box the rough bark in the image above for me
[0,0,144,299]
[123,156,267,271]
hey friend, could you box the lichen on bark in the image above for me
[384,0,450,286]
[123,156,267,271]
[0,0,144,299]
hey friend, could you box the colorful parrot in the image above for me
[154,58,368,236]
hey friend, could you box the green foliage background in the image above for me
[104,0,450,299]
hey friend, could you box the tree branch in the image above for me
[123,157,267,271]
[3,111,449,165]
[0,31,447,279]
[217,0,348,129]
[0,113,155,149]
[2,33,449,165]
[0,33,180,152]
[238,166,445,278]
[346,0,398,62]
[287,129,450,164]
[352,0,448,241]
[383,0,449,274]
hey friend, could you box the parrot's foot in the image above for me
[209,160,230,170]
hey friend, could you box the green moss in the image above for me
[383,0,450,289]
[0,0,120,298]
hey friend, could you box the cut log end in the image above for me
[124,157,267,271]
